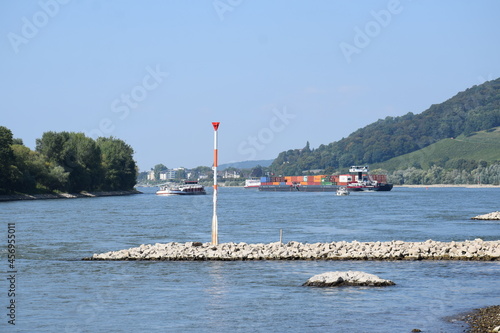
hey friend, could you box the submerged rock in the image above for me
[302,271,395,287]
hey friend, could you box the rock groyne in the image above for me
[85,239,500,261]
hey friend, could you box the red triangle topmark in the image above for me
[212,122,220,131]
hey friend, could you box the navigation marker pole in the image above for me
[211,122,220,245]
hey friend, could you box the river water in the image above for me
[1,186,499,332]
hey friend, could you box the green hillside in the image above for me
[372,127,500,171]
[270,78,500,175]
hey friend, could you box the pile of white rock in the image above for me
[303,271,395,287]
[86,239,500,261]
[471,211,500,220]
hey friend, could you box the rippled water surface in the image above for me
[1,186,499,332]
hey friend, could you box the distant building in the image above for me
[159,171,168,181]
[147,170,155,181]
[223,170,240,179]
[158,168,184,180]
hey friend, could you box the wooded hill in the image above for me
[270,78,500,176]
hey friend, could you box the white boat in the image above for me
[244,178,261,189]
[336,187,350,196]
[156,181,206,195]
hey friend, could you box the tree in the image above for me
[153,164,168,180]
[36,131,71,166]
[96,137,137,190]
[250,165,264,177]
[63,133,102,192]
[0,126,16,193]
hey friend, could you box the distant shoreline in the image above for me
[395,184,500,188]
[0,189,142,202]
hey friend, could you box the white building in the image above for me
[159,168,183,180]
[223,170,240,179]
[147,170,155,181]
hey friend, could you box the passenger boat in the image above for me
[156,181,206,195]
[244,178,261,189]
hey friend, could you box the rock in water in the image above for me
[471,211,500,220]
[303,271,395,287]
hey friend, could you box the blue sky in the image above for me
[1,0,499,171]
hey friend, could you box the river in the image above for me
[1,186,499,332]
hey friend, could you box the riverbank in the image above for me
[396,184,500,188]
[85,239,500,261]
[0,189,142,202]
[460,305,500,332]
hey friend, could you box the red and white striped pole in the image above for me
[211,122,220,245]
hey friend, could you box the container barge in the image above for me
[258,166,392,192]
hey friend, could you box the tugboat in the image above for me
[156,180,206,195]
[346,166,393,192]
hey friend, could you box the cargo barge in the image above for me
[258,166,392,192]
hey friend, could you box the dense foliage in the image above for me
[0,127,137,194]
[378,161,500,185]
[270,78,500,175]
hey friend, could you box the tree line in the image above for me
[385,163,500,185]
[0,126,137,194]
[270,78,500,175]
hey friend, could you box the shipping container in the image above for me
[260,177,270,182]
[371,174,387,183]
[300,182,308,185]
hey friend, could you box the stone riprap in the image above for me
[0,190,141,202]
[85,239,500,261]
[303,271,395,287]
[471,211,500,220]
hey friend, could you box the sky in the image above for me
[1,0,499,171]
